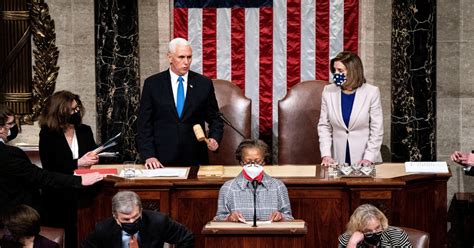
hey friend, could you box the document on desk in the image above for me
[140,168,188,177]
[404,161,449,173]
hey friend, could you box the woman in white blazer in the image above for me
[318,51,383,166]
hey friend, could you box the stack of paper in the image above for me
[404,161,449,173]
[198,165,224,177]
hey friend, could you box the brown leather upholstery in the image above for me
[40,226,65,248]
[399,227,430,248]
[208,79,251,165]
[278,80,327,164]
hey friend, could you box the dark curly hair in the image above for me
[235,139,270,164]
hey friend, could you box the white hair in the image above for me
[168,38,191,54]
[112,191,142,215]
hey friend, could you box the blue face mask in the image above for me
[332,72,347,86]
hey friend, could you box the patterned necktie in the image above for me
[129,234,139,248]
[176,76,185,118]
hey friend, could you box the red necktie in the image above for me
[129,234,139,248]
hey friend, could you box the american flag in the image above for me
[173,0,359,154]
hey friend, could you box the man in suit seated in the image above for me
[82,191,194,248]
[137,37,224,169]
[451,150,474,176]
[214,139,293,222]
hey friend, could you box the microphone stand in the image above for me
[218,112,247,139]
[252,180,258,227]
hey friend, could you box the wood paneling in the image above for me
[77,168,450,248]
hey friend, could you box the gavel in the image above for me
[193,124,210,145]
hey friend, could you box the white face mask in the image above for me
[243,164,264,179]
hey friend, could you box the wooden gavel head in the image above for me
[193,124,208,143]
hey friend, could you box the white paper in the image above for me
[404,161,449,173]
[139,168,188,177]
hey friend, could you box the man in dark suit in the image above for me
[82,191,194,248]
[0,105,103,215]
[137,38,224,168]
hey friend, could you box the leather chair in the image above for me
[278,80,327,164]
[40,226,65,248]
[208,79,251,165]
[399,226,430,248]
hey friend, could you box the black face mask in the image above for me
[364,231,383,246]
[68,111,82,125]
[7,124,18,141]
[120,217,143,235]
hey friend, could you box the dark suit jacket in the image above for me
[0,142,82,214]
[81,210,195,248]
[39,124,97,247]
[39,124,97,174]
[137,69,224,165]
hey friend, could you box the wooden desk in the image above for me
[77,164,450,248]
[202,220,307,248]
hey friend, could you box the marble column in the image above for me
[391,0,436,161]
[95,0,140,161]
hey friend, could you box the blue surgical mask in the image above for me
[332,72,347,86]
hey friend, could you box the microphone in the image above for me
[251,180,259,227]
[193,124,210,145]
[218,112,246,139]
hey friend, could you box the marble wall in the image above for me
[437,0,474,195]
[391,0,437,162]
[95,0,140,161]
[12,0,96,146]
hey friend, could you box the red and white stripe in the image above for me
[174,0,359,155]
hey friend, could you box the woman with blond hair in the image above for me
[338,204,412,247]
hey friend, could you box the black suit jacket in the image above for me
[137,70,224,165]
[81,210,195,248]
[0,142,82,214]
[39,124,97,174]
[38,124,97,247]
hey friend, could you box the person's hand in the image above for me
[78,151,99,167]
[268,211,283,222]
[358,159,373,166]
[451,151,465,163]
[0,127,7,142]
[80,172,104,186]
[145,157,164,169]
[456,152,474,166]
[321,156,335,167]
[207,138,219,151]
[226,211,245,222]
[451,151,474,166]
[347,231,364,248]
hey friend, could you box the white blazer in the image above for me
[318,83,383,164]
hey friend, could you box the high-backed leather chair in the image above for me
[40,226,65,248]
[208,79,251,165]
[278,80,327,164]
[399,226,430,248]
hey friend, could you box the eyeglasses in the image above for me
[242,160,264,166]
